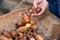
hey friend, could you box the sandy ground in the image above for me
[0,0,60,40]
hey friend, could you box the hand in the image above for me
[31,0,48,16]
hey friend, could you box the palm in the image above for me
[38,0,48,11]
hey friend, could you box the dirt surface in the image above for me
[0,0,60,40]
[0,6,60,40]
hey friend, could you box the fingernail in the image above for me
[35,7,37,9]
[31,14,36,16]
[34,14,36,15]
[31,14,34,16]
[30,10,32,12]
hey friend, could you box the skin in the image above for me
[31,0,48,16]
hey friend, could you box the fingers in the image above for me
[30,9,44,16]
[37,8,44,16]
[32,0,48,16]
[31,7,45,16]
[31,14,37,16]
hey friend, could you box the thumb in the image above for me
[37,8,45,16]
[33,0,38,8]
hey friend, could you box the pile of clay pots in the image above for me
[0,12,44,40]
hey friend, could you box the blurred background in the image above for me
[0,0,60,18]
[0,0,33,16]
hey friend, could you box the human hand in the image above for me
[30,0,48,16]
